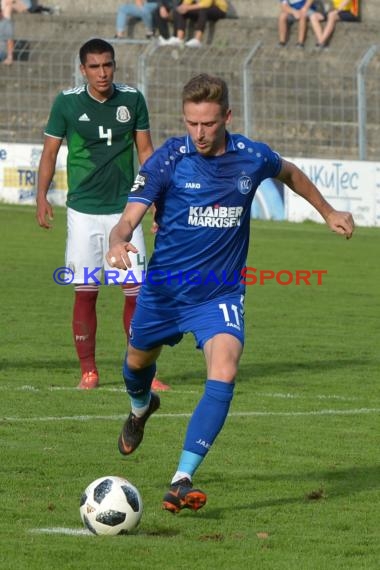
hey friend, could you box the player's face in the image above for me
[183,101,231,156]
[80,52,115,101]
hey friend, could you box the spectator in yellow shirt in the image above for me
[162,0,227,47]
[310,0,359,48]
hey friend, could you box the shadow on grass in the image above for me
[202,464,380,516]
[0,357,79,371]
[237,357,369,382]
[0,356,371,388]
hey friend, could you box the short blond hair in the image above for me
[182,74,229,114]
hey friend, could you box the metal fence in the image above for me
[2,38,380,161]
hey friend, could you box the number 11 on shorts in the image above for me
[218,303,241,328]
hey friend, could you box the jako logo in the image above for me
[185,182,201,189]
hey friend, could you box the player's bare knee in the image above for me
[127,346,160,370]
[209,365,237,383]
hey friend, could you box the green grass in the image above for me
[0,204,379,570]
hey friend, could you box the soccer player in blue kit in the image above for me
[106,73,355,513]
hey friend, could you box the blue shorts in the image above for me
[129,288,245,351]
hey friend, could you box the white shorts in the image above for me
[65,208,146,285]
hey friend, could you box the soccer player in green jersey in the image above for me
[36,38,169,391]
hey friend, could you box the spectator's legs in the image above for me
[0,13,14,64]
[191,6,225,43]
[1,0,28,18]
[2,38,14,65]
[173,10,187,40]
[155,4,171,39]
[1,0,12,18]
[319,10,339,45]
[1,0,28,20]
[278,12,290,45]
[115,4,142,37]
[309,11,325,45]
[192,8,207,41]
[140,2,158,35]
[297,14,308,45]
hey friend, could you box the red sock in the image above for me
[122,284,141,341]
[72,286,99,374]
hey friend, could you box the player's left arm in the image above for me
[106,202,150,269]
[134,129,154,166]
[276,158,355,239]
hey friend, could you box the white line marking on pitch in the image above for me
[0,385,199,395]
[2,408,380,423]
[0,385,363,402]
[256,392,357,402]
[30,527,92,536]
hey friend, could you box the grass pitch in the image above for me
[0,204,379,570]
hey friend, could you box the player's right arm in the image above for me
[36,135,62,229]
[107,202,150,269]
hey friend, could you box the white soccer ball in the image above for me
[79,475,143,535]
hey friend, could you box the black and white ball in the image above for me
[80,476,143,535]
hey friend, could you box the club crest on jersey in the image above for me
[131,173,147,192]
[237,175,252,195]
[116,106,131,123]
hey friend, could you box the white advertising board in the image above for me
[285,158,379,227]
[0,143,68,206]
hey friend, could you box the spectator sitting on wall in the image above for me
[115,0,159,40]
[1,0,30,19]
[310,0,359,48]
[0,0,53,64]
[278,0,324,48]
[162,0,228,48]
[1,0,53,17]
[155,0,179,44]
[0,6,14,64]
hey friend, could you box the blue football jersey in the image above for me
[128,132,282,303]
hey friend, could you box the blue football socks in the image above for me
[175,379,235,479]
[122,356,156,412]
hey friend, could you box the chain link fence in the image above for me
[2,38,379,161]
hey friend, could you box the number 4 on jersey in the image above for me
[99,126,112,146]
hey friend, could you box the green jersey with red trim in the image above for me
[45,83,150,214]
